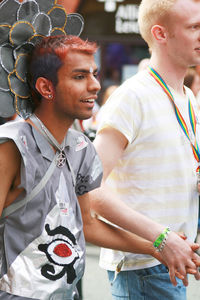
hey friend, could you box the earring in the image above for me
[48,94,53,99]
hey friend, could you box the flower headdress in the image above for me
[0,0,84,119]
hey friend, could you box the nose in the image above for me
[88,75,101,93]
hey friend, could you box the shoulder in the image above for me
[103,70,156,109]
[0,119,30,140]
[0,121,35,168]
[67,128,95,152]
[0,140,21,182]
[119,70,154,91]
[0,138,21,159]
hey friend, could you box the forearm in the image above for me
[89,185,200,286]
[80,190,199,286]
[83,213,157,256]
[92,130,199,286]
[90,183,165,243]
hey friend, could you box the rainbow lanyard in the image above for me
[149,66,200,172]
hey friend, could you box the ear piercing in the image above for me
[48,94,53,99]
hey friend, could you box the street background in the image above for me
[82,243,200,300]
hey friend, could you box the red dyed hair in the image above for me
[29,35,98,101]
[35,35,98,62]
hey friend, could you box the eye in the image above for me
[93,71,98,78]
[74,74,85,80]
[191,24,200,30]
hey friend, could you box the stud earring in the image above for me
[48,94,53,99]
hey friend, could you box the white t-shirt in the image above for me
[98,70,200,271]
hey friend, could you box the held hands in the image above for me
[153,231,200,286]
[179,234,200,283]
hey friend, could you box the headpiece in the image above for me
[0,0,84,119]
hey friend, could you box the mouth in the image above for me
[80,99,95,103]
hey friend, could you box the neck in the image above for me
[29,109,72,144]
[150,51,187,96]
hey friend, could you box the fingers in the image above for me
[185,255,197,270]
[178,232,187,240]
[194,269,200,280]
[160,231,199,286]
[192,252,200,267]
[193,259,200,267]
[175,270,184,280]
[182,276,189,287]
[173,255,195,278]
[170,271,188,286]
[191,243,199,251]
[174,271,188,286]
[168,267,177,286]
[186,267,197,274]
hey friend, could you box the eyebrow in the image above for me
[72,68,98,74]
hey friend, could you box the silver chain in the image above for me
[30,114,66,168]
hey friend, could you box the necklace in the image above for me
[149,66,200,193]
[30,114,66,168]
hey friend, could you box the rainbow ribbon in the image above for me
[149,67,200,171]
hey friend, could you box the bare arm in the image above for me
[92,127,168,243]
[78,192,200,286]
[90,127,199,286]
[78,192,162,258]
[0,140,22,216]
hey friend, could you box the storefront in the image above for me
[77,0,149,96]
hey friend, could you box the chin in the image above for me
[82,116,92,121]
[78,114,93,121]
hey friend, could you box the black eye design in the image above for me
[38,224,80,283]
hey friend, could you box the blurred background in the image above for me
[59,0,150,106]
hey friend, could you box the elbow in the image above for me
[82,216,96,244]
[90,192,106,217]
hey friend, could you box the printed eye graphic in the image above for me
[45,239,79,266]
[38,224,80,283]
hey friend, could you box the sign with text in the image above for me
[80,0,142,39]
[96,0,139,34]
[115,4,139,34]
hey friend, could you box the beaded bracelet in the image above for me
[153,227,171,251]
[158,231,170,252]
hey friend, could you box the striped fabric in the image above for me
[98,70,200,271]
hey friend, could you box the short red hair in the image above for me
[35,35,98,61]
[29,35,98,100]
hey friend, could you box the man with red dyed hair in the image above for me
[0,34,182,300]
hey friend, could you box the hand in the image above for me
[152,232,200,286]
[152,245,195,286]
[160,231,198,286]
[181,234,200,274]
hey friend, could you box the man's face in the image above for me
[166,0,200,68]
[54,50,100,123]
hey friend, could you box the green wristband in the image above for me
[153,227,170,248]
